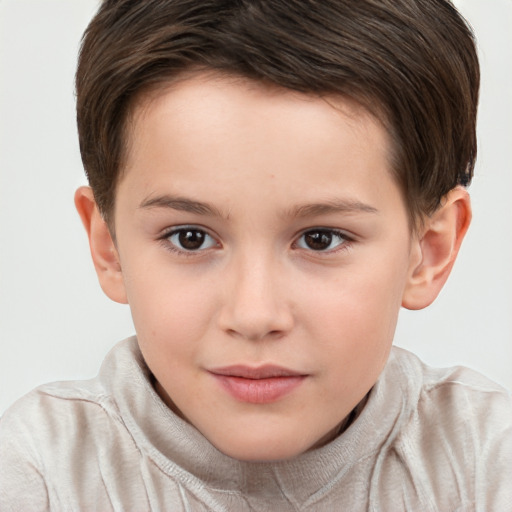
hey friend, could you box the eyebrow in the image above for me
[139,194,378,219]
[139,195,226,218]
[288,199,379,218]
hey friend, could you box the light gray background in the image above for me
[1,0,511,414]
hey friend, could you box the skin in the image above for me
[76,73,471,462]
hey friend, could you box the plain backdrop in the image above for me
[1,0,511,415]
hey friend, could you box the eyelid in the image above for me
[293,227,355,253]
[159,224,220,254]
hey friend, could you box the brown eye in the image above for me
[297,229,347,251]
[168,227,217,251]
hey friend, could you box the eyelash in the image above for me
[159,226,354,256]
[159,226,219,257]
[293,228,353,254]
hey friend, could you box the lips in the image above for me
[209,365,307,404]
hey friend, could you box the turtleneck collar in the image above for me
[101,337,419,504]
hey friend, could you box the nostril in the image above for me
[223,326,287,342]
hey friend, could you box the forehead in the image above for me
[129,72,389,150]
[129,73,390,158]
[117,72,403,223]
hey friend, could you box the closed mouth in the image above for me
[208,365,307,403]
[209,364,306,379]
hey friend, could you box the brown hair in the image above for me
[76,0,479,227]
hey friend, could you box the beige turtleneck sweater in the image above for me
[1,337,511,511]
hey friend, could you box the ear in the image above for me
[402,187,471,310]
[74,186,128,304]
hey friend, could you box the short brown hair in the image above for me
[76,0,479,227]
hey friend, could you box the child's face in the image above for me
[112,73,419,461]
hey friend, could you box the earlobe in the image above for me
[74,186,128,304]
[402,187,471,310]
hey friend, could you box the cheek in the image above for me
[303,265,403,336]
[122,260,218,352]
[299,253,407,373]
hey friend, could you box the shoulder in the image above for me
[0,339,134,439]
[386,347,512,509]
[0,338,147,510]
[0,373,123,478]
[0,337,146,454]
[1,374,116,435]
[0,378,112,511]
[390,346,512,436]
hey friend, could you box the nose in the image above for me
[217,252,294,341]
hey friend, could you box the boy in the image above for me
[1,0,510,510]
